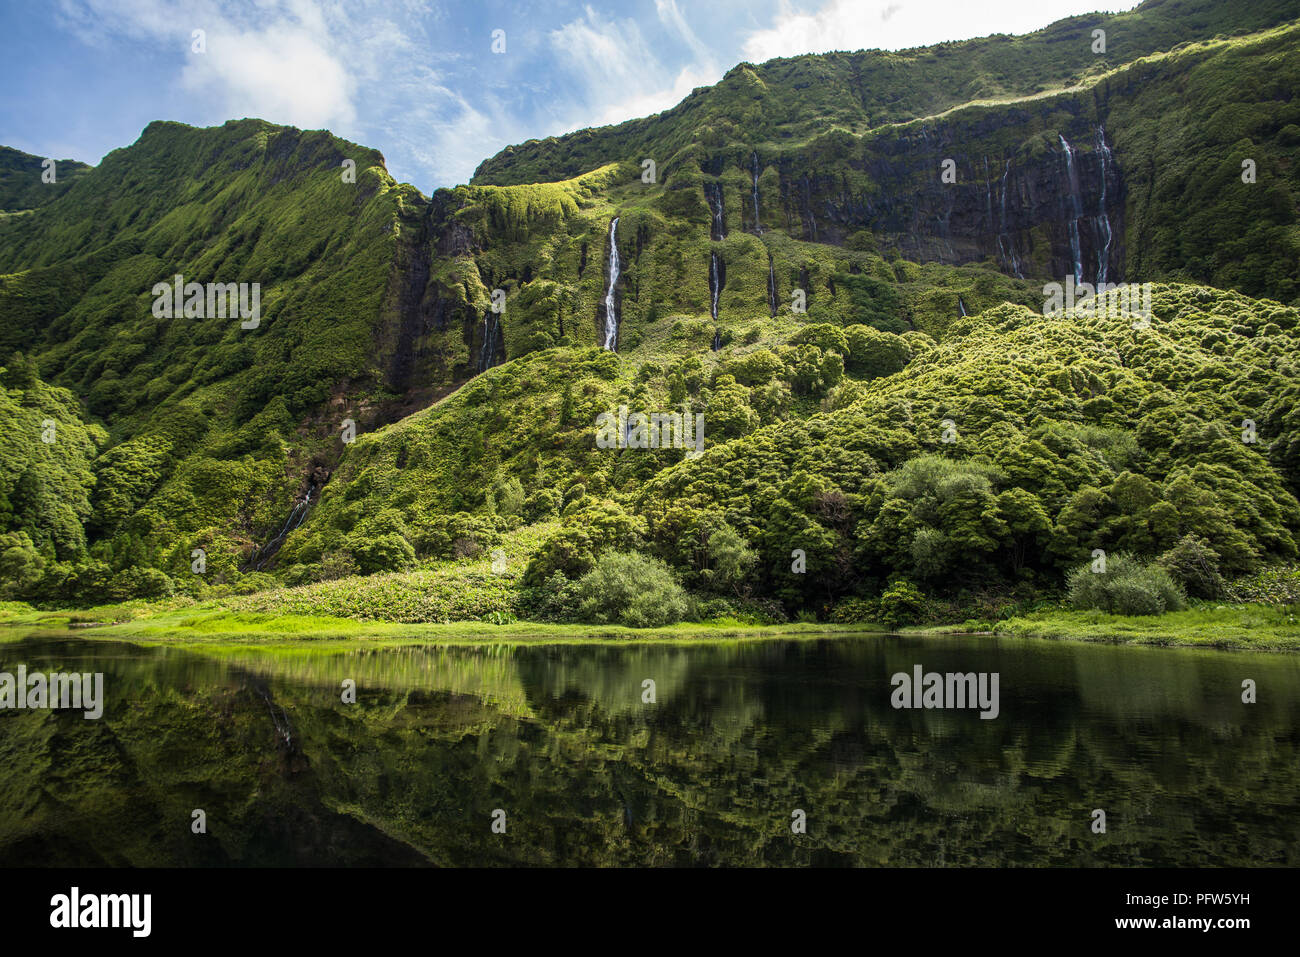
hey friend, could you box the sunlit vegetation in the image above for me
[2,1,1299,641]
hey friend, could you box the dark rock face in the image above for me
[761,115,1126,285]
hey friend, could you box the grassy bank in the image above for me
[0,602,885,644]
[987,605,1300,651]
[3,598,1297,650]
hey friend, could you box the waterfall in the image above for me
[710,251,721,322]
[250,486,315,570]
[706,183,725,240]
[801,174,817,241]
[998,159,1023,279]
[602,217,620,351]
[958,296,967,317]
[983,157,995,233]
[712,329,721,351]
[1095,126,1115,285]
[478,308,499,372]
[751,152,762,235]
[1059,135,1085,285]
[767,255,777,317]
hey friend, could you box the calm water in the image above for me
[0,631,1297,866]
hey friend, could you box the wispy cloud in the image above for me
[22,0,1135,190]
[60,0,359,130]
[547,3,721,132]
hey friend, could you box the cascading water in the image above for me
[706,182,725,240]
[767,255,777,318]
[250,486,315,570]
[751,152,762,235]
[710,251,721,322]
[1095,126,1115,285]
[478,308,499,372]
[709,251,723,350]
[998,159,1023,279]
[602,217,620,351]
[1059,134,1085,285]
[958,296,968,318]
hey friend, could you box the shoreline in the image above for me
[2,602,1297,650]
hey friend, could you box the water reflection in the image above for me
[0,633,1296,867]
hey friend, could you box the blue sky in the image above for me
[0,0,1138,192]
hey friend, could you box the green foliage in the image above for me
[1156,534,1225,599]
[9,5,1300,626]
[1067,553,1187,615]
[572,550,689,627]
[877,581,928,627]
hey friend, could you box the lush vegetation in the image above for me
[3,0,1299,643]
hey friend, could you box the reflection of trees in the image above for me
[0,635,1296,866]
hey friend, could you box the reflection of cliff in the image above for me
[0,635,1297,867]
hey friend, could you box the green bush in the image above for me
[1067,553,1186,615]
[349,533,416,574]
[829,596,878,623]
[1157,534,1224,599]
[877,580,927,626]
[1223,564,1300,605]
[573,550,688,628]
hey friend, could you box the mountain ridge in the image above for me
[2,0,1298,622]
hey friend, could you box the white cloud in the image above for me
[60,0,361,130]
[741,0,1141,62]
[181,21,355,129]
[548,4,721,132]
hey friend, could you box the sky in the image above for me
[0,0,1140,192]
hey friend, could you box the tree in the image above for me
[574,551,688,627]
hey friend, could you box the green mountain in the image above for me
[2,0,1299,622]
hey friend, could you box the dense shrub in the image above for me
[349,533,416,574]
[1067,553,1186,615]
[829,596,878,623]
[1157,534,1224,599]
[572,551,688,627]
[1223,565,1300,605]
[877,580,928,626]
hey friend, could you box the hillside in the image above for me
[2,0,1299,626]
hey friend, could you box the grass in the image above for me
[5,595,1299,652]
[993,604,1300,651]
[0,602,887,644]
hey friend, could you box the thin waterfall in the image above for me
[602,217,620,351]
[478,308,499,372]
[250,486,315,570]
[751,152,762,235]
[998,159,1023,278]
[1059,134,1085,285]
[705,182,726,240]
[1095,126,1115,285]
[767,255,777,317]
[710,251,721,322]
[958,296,967,317]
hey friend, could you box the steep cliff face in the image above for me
[3,0,1300,594]
[752,115,1126,285]
[471,0,1300,187]
[425,15,1300,374]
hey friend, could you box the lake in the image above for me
[1,631,1296,866]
